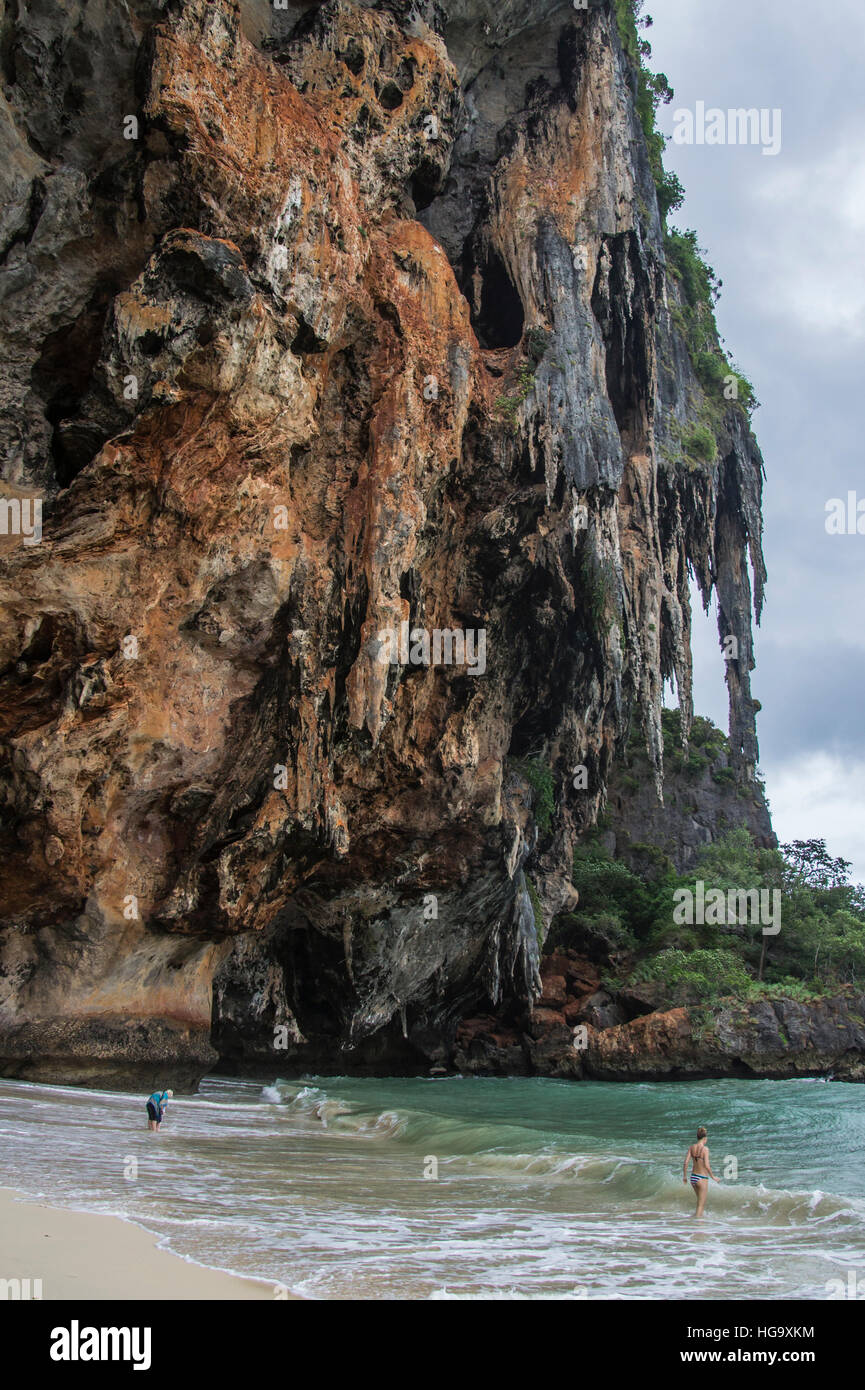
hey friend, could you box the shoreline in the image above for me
[0,1187,297,1300]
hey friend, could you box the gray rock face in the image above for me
[601,720,775,875]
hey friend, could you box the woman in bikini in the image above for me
[683,1125,719,1216]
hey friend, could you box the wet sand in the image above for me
[0,1187,288,1300]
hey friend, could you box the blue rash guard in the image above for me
[147,1091,168,1120]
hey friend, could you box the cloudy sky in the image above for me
[646,0,865,878]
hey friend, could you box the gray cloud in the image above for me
[650,0,865,870]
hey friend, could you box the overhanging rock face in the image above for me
[0,0,767,1085]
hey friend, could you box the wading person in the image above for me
[683,1125,718,1216]
[146,1088,173,1132]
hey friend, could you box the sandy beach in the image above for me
[0,1187,283,1300]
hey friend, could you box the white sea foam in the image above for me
[2,1073,864,1299]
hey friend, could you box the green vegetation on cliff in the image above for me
[554,829,865,1003]
[613,1,759,424]
[613,0,684,221]
[509,756,555,836]
[664,229,758,417]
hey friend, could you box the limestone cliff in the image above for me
[0,0,770,1086]
[601,711,775,877]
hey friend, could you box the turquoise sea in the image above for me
[1,1074,863,1299]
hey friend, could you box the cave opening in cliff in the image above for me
[461,243,525,350]
[591,233,651,446]
[30,290,116,488]
[507,708,550,762]
[410,157,445,213]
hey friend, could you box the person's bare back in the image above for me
[689,1140,711,1176]
[683,1125,719,1215]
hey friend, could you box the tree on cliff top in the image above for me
[558,829,865,998]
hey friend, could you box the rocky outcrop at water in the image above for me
[0,0,806,1089]
[456,951,865,1083]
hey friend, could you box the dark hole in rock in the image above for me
[378,81,404,112]
[30,290,116,488]
[551,469,567,510]
[591,232,649,441]
[291,315,328,355]
[161,241,251,304]
[410,156,443,212]
[63,83,85,117]
[53,421,108,482]
[395,57,416,92]
[341,39,364,75]
[399,567,420,621]
[20,616,59,667]
[374,299,402,336]
[462,244,524,349]
[508,704,549,761]
[351,104,383,145]
[138,330,163,357]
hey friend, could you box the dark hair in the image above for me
[697,1126,707,1140]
